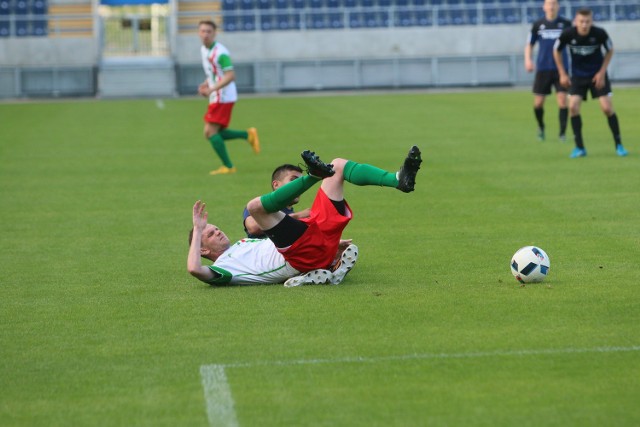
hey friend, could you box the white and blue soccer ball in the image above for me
[510,246,550,284]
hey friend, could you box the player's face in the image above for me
[273,170,303,205]
[543,0,559,19]
[575,13,593,36]
[198,24,216,47]
[201,224,230,253]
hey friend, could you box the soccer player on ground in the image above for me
[553,8,628,158]
[198,20,260,175]
[242,164,311,239]
[187,146,422,287]
[524,0,572,142]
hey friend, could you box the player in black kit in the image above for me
[524,0,572,142]
[553,8,628,158]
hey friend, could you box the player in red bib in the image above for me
[188,146,423,287]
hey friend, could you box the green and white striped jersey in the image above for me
[206,238,300,285]
[201,41,238,104]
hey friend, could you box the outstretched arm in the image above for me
[187,201,216,282]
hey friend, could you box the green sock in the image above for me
[220,129,248,140]
[208,134,233,168]
[343,160,398,188]
[260,175,320,213]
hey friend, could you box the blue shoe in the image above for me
[569,148,587,158]
[616,144,628,157]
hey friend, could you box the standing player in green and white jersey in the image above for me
[197,20,260,175]
[187,146,423,287]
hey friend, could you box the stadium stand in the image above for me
[215,0,640,32]
[48,3,92,37]
[0,0,638,38]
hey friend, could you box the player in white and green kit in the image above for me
[187,146,423,287]
[198,20,260,175]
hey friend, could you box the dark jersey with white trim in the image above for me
[555,25,612,78]
[527,16,572,71]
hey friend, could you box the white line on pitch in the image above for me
[217,345,640,369]
[200,345,640,426]
[200,365,239,427]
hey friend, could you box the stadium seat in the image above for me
[617,4,640,20]
[415,9,432,26]
[223,14,239,31]
[467,7,478,24]
[395,0,409,6]
[349,11,363,27]
[436,9,451,25]
[344,0,357,8]
[32,18,48,36]
[396,10,413,26]
[242,14,256,30]
[241,0,254,10]
[524,5,538,23]
[222,0,236,10]
[483,7,502,24]
[275,0,288,8]
[379,0,391,6]
[15,0,28,14]
[0,21,9,37]
[502,5,520,23]
[329,12,344,28]
[292,0,305,8]
[309,0,323,8]
[591,4,611,22]
[0,0,9,15]
[450,9,466,25]
[31,0,48,14]
[260,14,274,30]
[308,12,326,28]
[16,19,30,36]
[361,0,374,7]
[258,0,272,9]
[326,0,339,8]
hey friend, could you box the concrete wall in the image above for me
[174,22,640,64]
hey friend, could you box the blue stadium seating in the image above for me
[308,12,326,28]
[216,0,637,32]
[329,12,344,28]
[482,6,502,24]
[616,4,640,20]
[15,0,28,14]
[260,13,274,30]
[0,0,10,15]
[223,14,239,31]
[222,0,236,10]
[415,10,432,26]
[242,14,256,30]
[241,0,255,10]
[0,21,9,37]
[502,5,520,23]
[396,10,413,26]
[32,18,47,35]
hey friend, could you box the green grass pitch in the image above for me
[1,88,639,426]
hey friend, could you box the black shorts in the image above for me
[533,70,567,95]
[569,74,612,100]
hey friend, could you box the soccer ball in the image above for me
[510,246,550,284]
